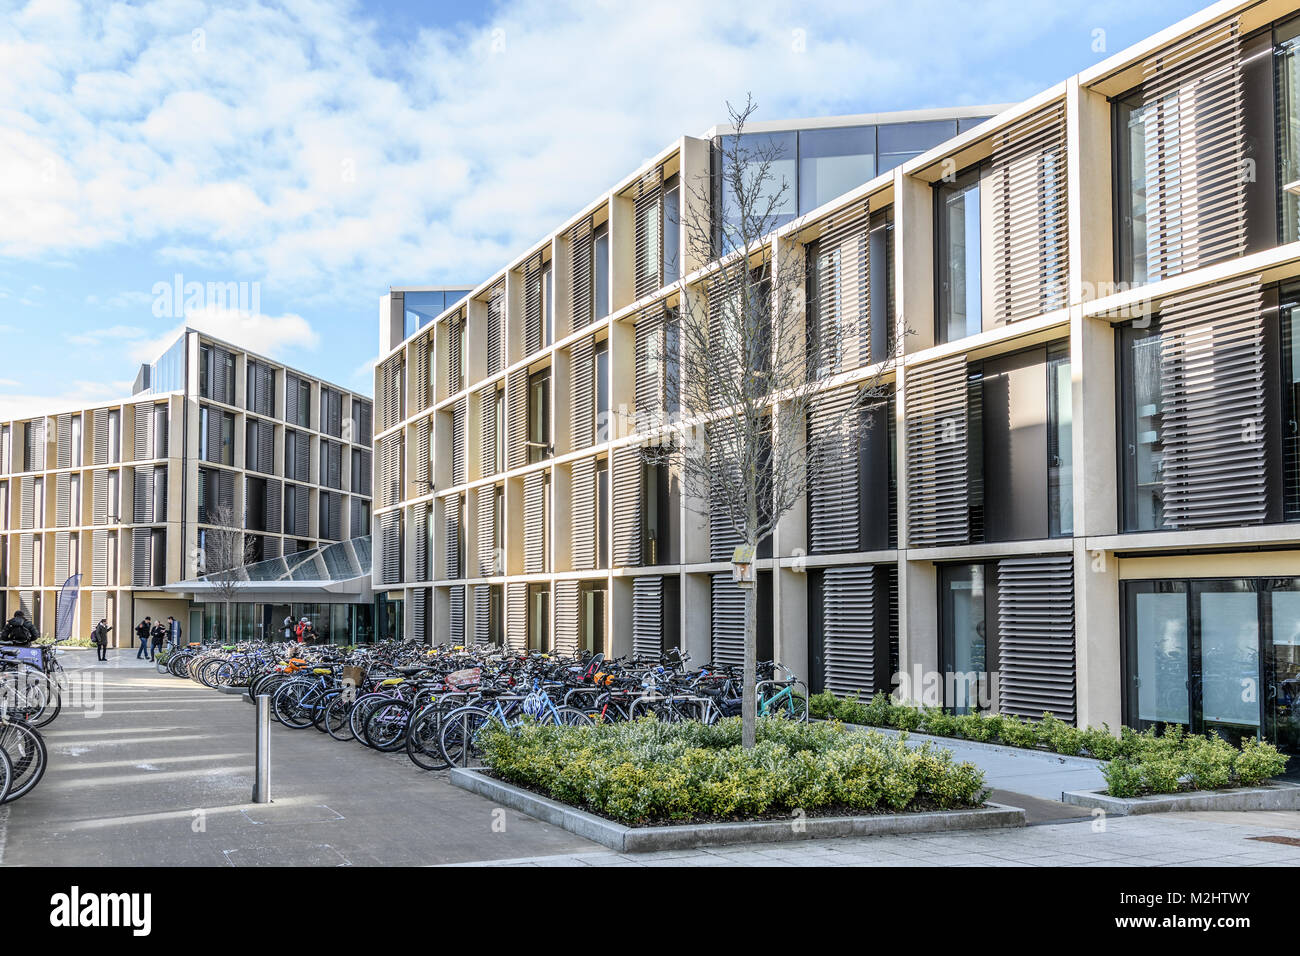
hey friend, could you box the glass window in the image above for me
[1127,583,1190,727]
[404,291,446,339]
[594,342,610,442]
[1119,320,1166,531]
[1199,587,1261,732]
[940,563,990,714]
[542,262,554,346]
[594,224,611,320]
[1048,345,1074,537]
[528,368,550,463]
[663,181,680,286]
[528,584,549,652]
[595,458,609,569]
[1282,293,1300,519]
[878,120,957,173]
[798,126,875,215]
[1278,18,1300,244]
[1114,93,1148,286]
[719,131,797,248]
[494,389,506,474]
[936,168,982,344]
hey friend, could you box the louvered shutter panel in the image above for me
[570,458,595,571]
[295,431,311,483]
[905,356,969,546]
[377,510,401,585]
[990,103,1068,324]
[53,530,69,580]
[91,591,106,628]
[410,587,429,643]
[414,419,431,491]
[997,554,1076,723]
[507,370,528,470]
[635,307,666,430]
[131,527,150,587]
[707,270,742,408]
[24,418,44,471]
[634,168,663,298]
[205,410,223,464]
[356,402,373,447]
[523,471,545,573]
[708,434,743,561]
[1140,20,1246,282]
[19,476,34,529]
[294,484,309,539]
[446,493,461,578]
[379,356,404,432]
[710,573,744,667]
[822,566,878,696]
[323,492,342,540]
[18,591,34,622]
[55,473,70,527]
[133,465,153,523]
[350,497,365,539]
[91,530,107,586]
[632,575,663,658]
[56,413,72,468]
[813,201,870,374]
[570,219,594,332]
[554,580,579,655]
[448,585,465,645]
[93,409,108,464]
[154,405,168,457]
[1158,276,1266,527]
[473,584,491,645]
[506,581,527,651]
[808,388,861,554]
[18,533,33,586]
[479,387,496,477]
[212,347,231,404]
[285,373,300,425]
[412,504,428,580]
[327,440,342,489]
[92,470,107,525]
[477,485,496,576]
[449,315,463,392]
[378,434,402,508]
[265,478,281,534]
[414,334,431,412]
[354,449,372,497]
[487,286,504,375]
[524,254,543,356]
[612,446,641,567]
[571,338,594,451]
[261,421,275,476]
[452,399,467,485]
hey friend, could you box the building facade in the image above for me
[0,329,374,646]
[372,0,1300,758]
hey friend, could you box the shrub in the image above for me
[1235,738,1289,786]
[808,691,837,720]
[997,714,1042,750]
[1079,725,1121,761]
[1183,735,1235,791]
[1102,758,1143,798]
[477,717,987,825]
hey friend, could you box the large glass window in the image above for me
[798,126,875,215]
[1048,345,1074,537]
[594,341,610,442]
[1278,18,1300,243]
[1114,92,1148,286]
[595,458,609,569]
[1118,320,1166,531]
[718,131,798,248]
[939,563,992,714]
[527,368,551,463]
[594,224,611,320]
[936,167,982,344]
[528,583,550,652]
[663,178,680,286]
[879,120,959,173]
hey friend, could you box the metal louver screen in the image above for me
[706,271,742,408]
[1140,20,1246,283]
[285,373,300,424]
[134,405,152,461]
[477,484,496,576]
[448,585,465,645]
[131,527,150,587]
[449,315,463,391]
[53,531,69,580]
[523,471,546,574]
[446,494,461,578]
[321,389,343,438]
[633,168,663,298]
[57,413,72,468]
[91,591,106,628]
[265,478,281,534]
[822,566,879,696]
[355,402,373,447]
[570,219,594,332]
[632,575,663,658]
[294,483,309,537]
[506,582,527,651]
[377,510,401,585]
[247,361,275,416]
[211,347,231,403]
[477,388,496,478]
[808,388,861,554]
[507,370,528,470]
[612,446,641,567]
[634,307,666,430]
[524,254,543,356]
[55,473,70,527]
[487,288,504,374]
[452,400,467,485]
[19,476,34,529]
[92,470,107,525]
[414,335,431,412]
[905,356,969,546]
[378,434,402,508]
[813,201,870,374]
[410,587,429,643]
[571,338,594,451]
[18,534,33,586]
[93,409,108,464]
[414,419,431,489]
[92,530,107,586]
[708,433,743,561]
[205,409,224,464]
[1159,276,1266,528]
[379,355,404,432]
[323,440,342,489]
[319,492,341,541]
[473,584,491,645]
[710,574,744,667]
[554,580,579,655]
[570,458,595,571]
[990,103,1068,324]
[133,465,154,523]
[997,554,1076,723]
[412,504,428,580]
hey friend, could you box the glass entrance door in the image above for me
[1192,582,1262,748]
[1266,585,1300,756]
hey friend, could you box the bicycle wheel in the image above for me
[438,706,493,768]
[364,699,414,752]
[348,693,393,744]
[0,719,48,803]
[405,705,450,771]
[272,680,317,729]
[324,693,356,741]
[1,667,60,728]
[155,654,171,675]
[0,747,12,804]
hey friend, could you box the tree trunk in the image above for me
[742,572,757,748]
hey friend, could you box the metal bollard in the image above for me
[253,694,271,803]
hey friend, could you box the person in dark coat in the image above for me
[149,620,165,659]
[93,619,111,662]
[1,610,38,646]
[167,616,183,649]
[135,617,151,659]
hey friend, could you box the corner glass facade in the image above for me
[403,289,472,339]
[148,333,187,394]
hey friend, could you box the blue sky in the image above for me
[0,0,1210,418]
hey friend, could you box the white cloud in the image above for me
[0,378,135,421]
[129,305,319,364]
[66,323,148,346]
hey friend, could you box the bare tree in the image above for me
[646,95,901,747]
[202,504,255,642]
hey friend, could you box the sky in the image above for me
[0,0,1211,419]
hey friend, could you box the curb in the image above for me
[449,768,1026,853]
[1060,781,1300,816]
[822,720,1108,770]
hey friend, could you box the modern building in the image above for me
[0,328,374,646]
[371,0,1300,759]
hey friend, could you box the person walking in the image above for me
[93,618,111,662]
[282,615,294,641]
[135,617,152,660]
[149,619,165,660]
[167,615,183,650]
[1,609,38,646]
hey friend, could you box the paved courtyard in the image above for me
[4,648,1300,867]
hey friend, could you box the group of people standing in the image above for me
[130,616,182,662]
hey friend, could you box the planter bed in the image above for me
[824,720,1107,770]
[1061,781,1300,816]
[450,768,1025,853]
